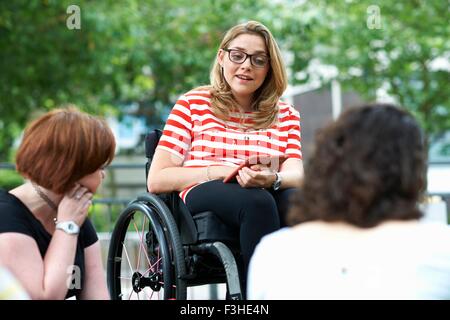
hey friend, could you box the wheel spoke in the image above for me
[145,257,162,276]
[110,204,185,301]
[127,289,134,300]
[134,216,146,272]
[121,241,134,274]
[141,266,153,277]
[132,217,153,271]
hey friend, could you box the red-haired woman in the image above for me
[0,107,116,299]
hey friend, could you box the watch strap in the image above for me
[272,172,282,191]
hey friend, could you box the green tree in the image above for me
[0,0,151,160]
[278,0,449,141]
[127,0,279,123]
[0,0,277,161]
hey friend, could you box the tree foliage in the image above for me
[0,0,448,161]
[278,0,449,142]
[0,0,275,161]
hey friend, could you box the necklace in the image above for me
[31,182,58,212]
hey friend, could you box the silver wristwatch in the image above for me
[56,221,80,235]
[272,172,282,191]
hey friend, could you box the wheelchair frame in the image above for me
[107,129,243,300]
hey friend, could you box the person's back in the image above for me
[249,221,450,299]
[248,103,450,300]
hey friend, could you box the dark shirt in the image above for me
[0,189,98,299]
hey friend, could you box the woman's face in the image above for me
[218,33,270,104]
[77,167,106,194]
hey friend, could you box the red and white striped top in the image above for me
[157,89,302,201]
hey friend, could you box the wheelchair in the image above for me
[107,129,243,300]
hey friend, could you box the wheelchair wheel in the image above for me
[107,197,186,299]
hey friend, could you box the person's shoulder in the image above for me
[418,222,450,247]
[0,189,25,216]
[258,227,297,249]
[79,218,99,249]
[277,100,300,118]
[0,190,33,235]
[415,223,450,287]
[183,86,212,100]
[177,87,214,116]
[174,87,212,112]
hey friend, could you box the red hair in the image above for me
[16,107,116,193]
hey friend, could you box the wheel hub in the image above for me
[131,271,162,293]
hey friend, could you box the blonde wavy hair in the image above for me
[201,21,288,129]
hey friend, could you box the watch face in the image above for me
[57,221,80,234]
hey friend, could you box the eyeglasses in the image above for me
[223,48,270,68]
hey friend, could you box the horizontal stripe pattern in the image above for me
[157,90,302,202]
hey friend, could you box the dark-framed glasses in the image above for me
[223,48,270,68]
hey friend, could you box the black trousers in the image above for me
[185,179,297,296]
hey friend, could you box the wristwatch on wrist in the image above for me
[55,221,80,235]
[272,172,282,191]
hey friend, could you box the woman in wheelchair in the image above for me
[147,21,303,297]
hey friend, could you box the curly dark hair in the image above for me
[288,103,427,228]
